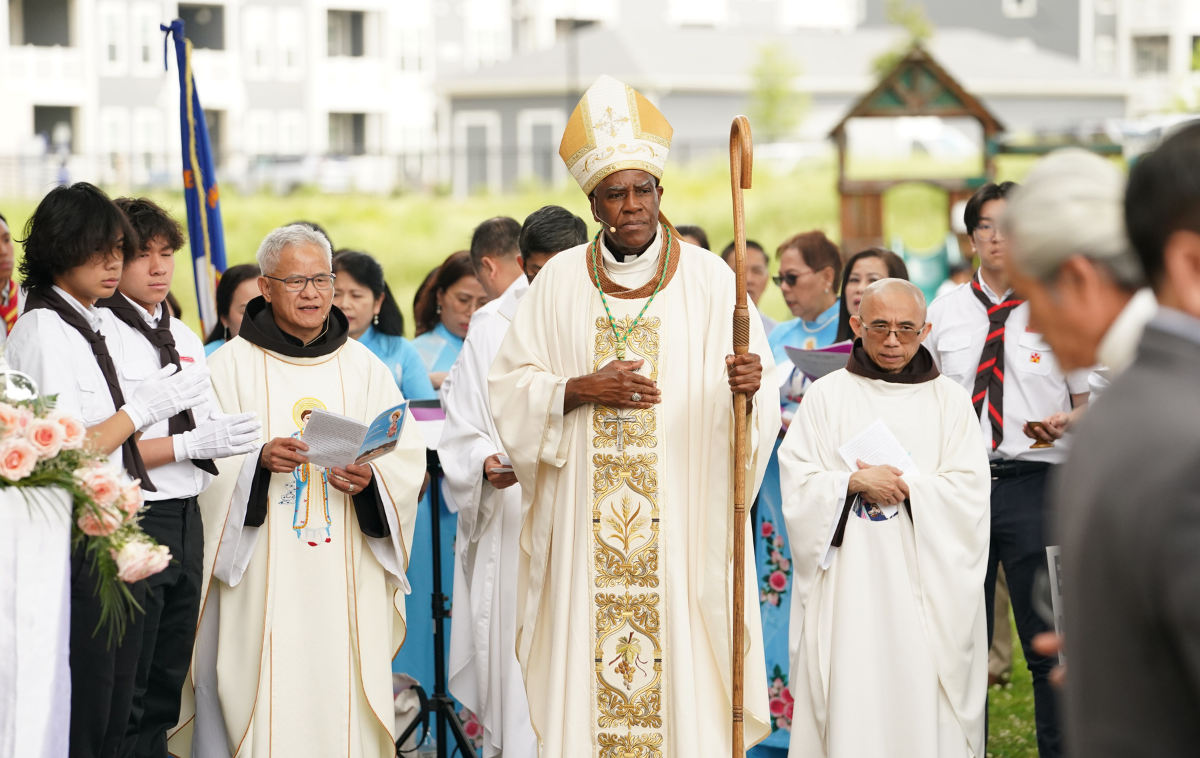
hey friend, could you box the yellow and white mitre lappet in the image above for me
[559,74,674,195]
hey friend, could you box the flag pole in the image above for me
[729,114,753,758]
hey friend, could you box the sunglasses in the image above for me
[772,269,817,287]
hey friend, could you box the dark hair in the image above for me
[165,291,183,319]
[520,206,588,257]
[332,250,406,337]
[1126,122,1200,287]
[469,217,521,272]
[835,248,910,342]
[0,211,7,225]
[676,225,710,251]
[776,230,843,284]
[287,220,333,252]
[720,240,768,267]
[414,251,475,336]
[204,263,261,344]
[19,183,137,291]
[964,181,1017,236]
[114,197,185,252]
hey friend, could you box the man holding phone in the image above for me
[926,182,1090,758]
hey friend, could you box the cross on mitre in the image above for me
[558,74,674,195]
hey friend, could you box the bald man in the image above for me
[779,280,991,758]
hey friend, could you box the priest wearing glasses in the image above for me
[488,75,781,757]
[779,279,990,758]
[168,224,426,758]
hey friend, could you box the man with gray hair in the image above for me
[1002,148,1154,398]
[168,224,428,758]
[780,278,991,758]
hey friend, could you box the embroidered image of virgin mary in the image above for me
[288,397,331,546]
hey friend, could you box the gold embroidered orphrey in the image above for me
[591,315,667,758]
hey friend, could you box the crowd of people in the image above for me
[1,72,1198,758]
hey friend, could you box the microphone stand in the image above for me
[396,447,476,758]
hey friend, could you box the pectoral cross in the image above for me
[601,410,636,451]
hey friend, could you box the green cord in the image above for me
[590,223,672,360]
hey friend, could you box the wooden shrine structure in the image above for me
[830,45,1004,256]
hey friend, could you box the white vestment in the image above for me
[440,275,537,758]
[780,366,991,758]
[167,335,424,758]
[488,229,781,758]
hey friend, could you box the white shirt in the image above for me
[98,294,216,500]
[927,278,1090,464]
[6,286,124,471]
[1089,288,1158,399]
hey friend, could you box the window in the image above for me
[244,111,276,156]
[1134,35,1170,75]
[179,4,225,51]
[278,111,306,155]
[99,2,128,75]
[13,0,72,47]
[34,106,75,153]
[1001,0,1037,19]
[203,109,225,165]
[329,113,366,155]
[466,125,488,192]
[518,109,566,186]
[243,5,273,78]
[1095,34,1117,73]
[399,26,429,72]
[328,10,364,57]
[277,8,303,78]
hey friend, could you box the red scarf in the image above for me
[0,279,18,335]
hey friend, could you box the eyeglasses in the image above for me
[264,273,336,292]
[772,270,816,287]
[862,324,925,343]
[973,222,1005,242]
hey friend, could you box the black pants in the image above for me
[122,497,204,758]
[984,463,1061,758]
[70,544,146,758]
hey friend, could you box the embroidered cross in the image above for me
[593,107,629,137]
[1030,352,1041,363]
[601,410,636,451]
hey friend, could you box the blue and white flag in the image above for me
[162,19,227,335]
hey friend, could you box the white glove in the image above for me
[173,412,262,462]
[121,364,212,431]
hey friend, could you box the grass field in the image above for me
[0,154,1037,337]
[988,613,1040,758]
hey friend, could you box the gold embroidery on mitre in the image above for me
[590,312,667,756]
[560,75,673,196]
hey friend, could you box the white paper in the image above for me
[491,453,513,474]
[837,418,921,477]
[300,410,367,469]
[785,345,851,380]
[1046,545,1066,665]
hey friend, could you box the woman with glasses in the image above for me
[834,248,909,343]
[332,250,436,401]
[411,251,489,391]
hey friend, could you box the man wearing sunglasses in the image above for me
[779,278,990,758]
[170,224,427,757]
[926,182,1090,758]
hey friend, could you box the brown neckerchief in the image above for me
[96,294,219,476]
[587,217,682,299]
[23,286,156,491]
[831,338,939,548]
[844,339,940,384]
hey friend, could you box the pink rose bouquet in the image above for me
[2,396,166,643]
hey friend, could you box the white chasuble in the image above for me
[488,233,781,758]
[167,336,424,758]
[779,368,991,758]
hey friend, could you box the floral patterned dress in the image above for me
[749,438,794,756]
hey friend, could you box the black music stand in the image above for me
[397,407,476,758]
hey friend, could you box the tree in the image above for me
[871,0,934,79]
[749,44,809,143]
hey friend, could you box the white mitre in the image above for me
[559,75,674,195]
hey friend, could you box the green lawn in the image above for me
[988,614,1039,758]
[0,154,1038,337]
